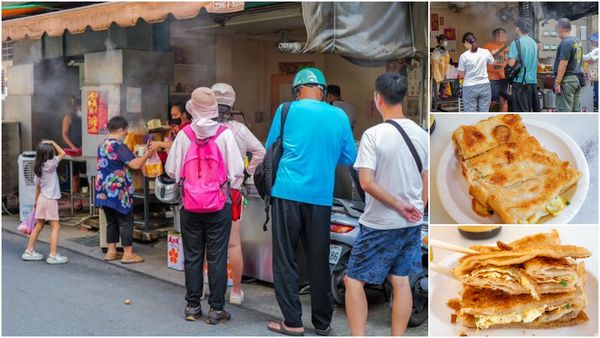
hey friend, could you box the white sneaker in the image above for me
[229,290,245,305]
[46,254,68,264]
[22,250,44,261]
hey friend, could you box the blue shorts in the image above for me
[346,225,422,285]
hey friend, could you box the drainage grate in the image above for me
[68,233,100,247]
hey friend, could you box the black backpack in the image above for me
[253,102,291,231]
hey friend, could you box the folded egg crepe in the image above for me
[451,285,589,330]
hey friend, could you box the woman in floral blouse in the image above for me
[95,116,155,264]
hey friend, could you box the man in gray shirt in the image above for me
[327,85,357,129]
[554,18,583,112]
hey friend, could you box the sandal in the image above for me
[267,321,304,336]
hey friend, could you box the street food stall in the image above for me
[3,2,427,282]
[430,1,598,112]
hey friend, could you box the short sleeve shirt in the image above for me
[554,36,582,76]
[95,138,136,215]
[458,48,494,87]
[35,157,61,200]
[354,119,428,230]
[507,35,538,84]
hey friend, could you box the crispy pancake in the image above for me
[459,265,541,299]
[486,164,581,224]
[459,285,585,315]
[469,230,561,253]
[457,285,588,329]
[461,136,549,182]
[452,114,581,224]
[458,310,588,329]
[452,114,529,160]
[525,257,580,292]
[467,152,567,208]
[456,245,591,276]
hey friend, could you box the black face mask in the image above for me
[170,118,182,126]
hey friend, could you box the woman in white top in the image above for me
[458,32,494,112]
[211,83,266,306]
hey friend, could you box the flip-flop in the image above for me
[314,326,331,336]
[267,321,304,336]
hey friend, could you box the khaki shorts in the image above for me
[35,195,60,221]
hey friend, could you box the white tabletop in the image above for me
[430,113,598,224]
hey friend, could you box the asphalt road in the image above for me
[2,230,427,336]
[2,231,283,336]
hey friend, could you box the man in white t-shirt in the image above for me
[344,72,428,336]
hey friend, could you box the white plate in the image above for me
[430,252,599,336]
[436,119,589,224]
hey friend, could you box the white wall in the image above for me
[215,35,385,141]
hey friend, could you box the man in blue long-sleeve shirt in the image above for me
[266,68,357,336]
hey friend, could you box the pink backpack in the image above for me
[181,125,228,213]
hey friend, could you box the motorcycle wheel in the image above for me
[383,273,428,327]
[331,269,346,305]
[408,272,428,327]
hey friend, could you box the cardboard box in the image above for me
[167,231,185,271]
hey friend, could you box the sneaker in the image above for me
[46,254,68,264]
[184,304,202,321]
[121,254,144,264]
[206,308,231,325]
[22,250,44,261]
[229,290,245,305]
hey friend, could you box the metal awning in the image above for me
[2,1,245,42]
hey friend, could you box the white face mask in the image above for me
[442,41,448,47]
[76,109,82,117]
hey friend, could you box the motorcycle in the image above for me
[329,199,429,327]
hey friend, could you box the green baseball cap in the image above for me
[293,67,327,89]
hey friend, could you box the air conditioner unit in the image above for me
[18,151,37,221]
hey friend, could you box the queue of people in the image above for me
[22,67,427,336]
[456,17,588,112]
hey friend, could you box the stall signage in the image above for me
[167,232,185,271]
[209,2,245,13]
[87,91,108,135]
[431,13,439,31]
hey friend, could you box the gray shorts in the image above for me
[462,82,491,112]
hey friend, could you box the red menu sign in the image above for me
[87,91,108,135]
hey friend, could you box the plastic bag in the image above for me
[18,209,36,235]
[143,152,163,178]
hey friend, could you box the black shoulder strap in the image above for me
[280,102,291,139]
[515,39,522,61]
[386,120,423,174]
[516,39,526,84]
[262,101,292,231]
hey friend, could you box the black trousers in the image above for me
[272,197,333,329]
[511,83,541,112]
[181,205,232,311]
[103,207,133,246]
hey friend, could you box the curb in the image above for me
[2,226,285,326]
[2,227,186,289]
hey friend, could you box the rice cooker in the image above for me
[155,174,180,205]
